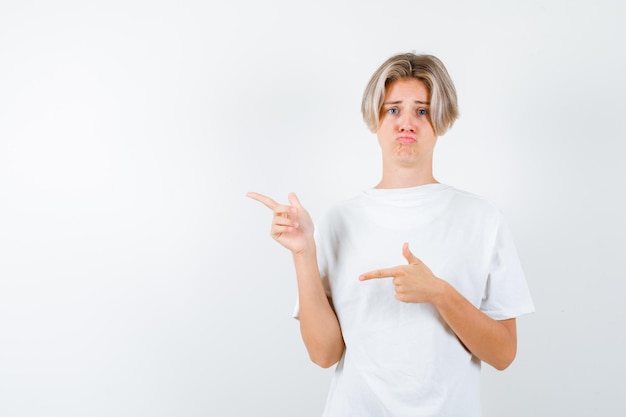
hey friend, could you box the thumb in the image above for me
[288,192,303,208]
[402,242,420,264]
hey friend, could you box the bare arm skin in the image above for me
[246,192,345,368]
[360,242,517,370]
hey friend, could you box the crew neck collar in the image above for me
[362,183,450,205]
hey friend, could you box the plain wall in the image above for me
[1,0,624,416]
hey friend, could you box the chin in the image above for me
[394,149,417,160]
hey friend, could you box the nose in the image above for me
[398,113,415,132]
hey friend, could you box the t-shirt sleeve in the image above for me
[292,223,332,320]
[480,213,535,320]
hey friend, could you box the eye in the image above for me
[418,108,428,116]
[387,108,399,115]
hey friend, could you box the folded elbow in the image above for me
[491,318,518,371]
[312,356,339,368]
[308,344,344,369]
[493,360,512,371]
[310,351,341,368]
[492,350,517,371]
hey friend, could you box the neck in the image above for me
[376,161,437,189]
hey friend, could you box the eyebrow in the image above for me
[383,100,430,105]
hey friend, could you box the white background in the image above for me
[1,0,625,416]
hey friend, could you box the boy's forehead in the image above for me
[384,80,430,105]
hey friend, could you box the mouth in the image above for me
[397,135,416,144]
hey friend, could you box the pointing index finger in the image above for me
[359,268,397,281]
[246,192,279,210]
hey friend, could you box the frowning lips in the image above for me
[397,134,417,144]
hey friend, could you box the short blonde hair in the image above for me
[361,53,459,136]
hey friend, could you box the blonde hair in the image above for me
[361,53,459,136]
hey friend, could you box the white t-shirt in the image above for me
[295,183,534,417]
